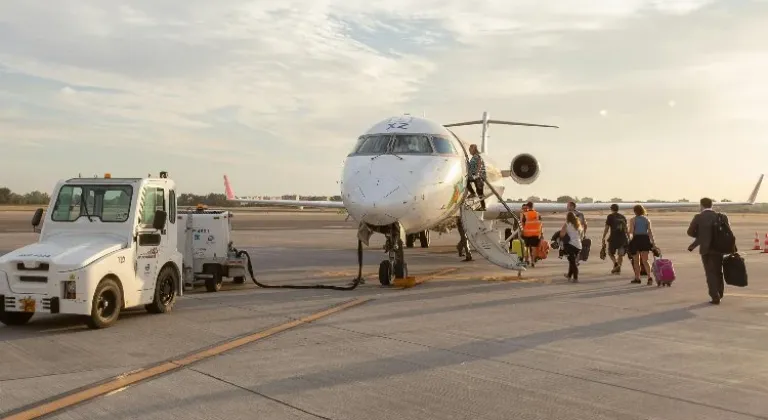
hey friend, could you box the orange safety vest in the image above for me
[522,210,542,237]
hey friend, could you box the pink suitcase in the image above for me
[652,256,676,287]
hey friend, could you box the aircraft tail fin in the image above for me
[444,111,559,154]
[223,174,235,200]
[747,174,763,204]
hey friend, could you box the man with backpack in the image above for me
[687,197,735,304]
[602,204,629,274]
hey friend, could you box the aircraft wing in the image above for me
[486,174,764,215]
[223,175,347,209]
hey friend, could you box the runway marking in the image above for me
[1,297,371,420]
[726,293,768,298]
[392,268,460,289]
[480,275,548,283]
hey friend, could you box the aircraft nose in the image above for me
[345,169,411,226]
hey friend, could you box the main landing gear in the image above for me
[379,224,408,286]
[405,230,430,248]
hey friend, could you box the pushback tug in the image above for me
[0,172,246,329]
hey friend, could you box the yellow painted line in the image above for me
[2,297,371,420]
[480,275,548,283]
[393,268,460,289]
[725,293,768,298]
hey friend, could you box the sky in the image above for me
[1,0,766,202]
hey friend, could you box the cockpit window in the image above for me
[391,134,433,154]
[350,133,458,156]
[354,134,392,154]
[350,136,366,154]
[431,135,458,155]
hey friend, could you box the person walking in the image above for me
[628,204,656,285]
[456,217,472,262]
[521,201,543,267]
[559,211,583,282]
[466,144,486,211]
[601,204,629,274]
[567,201,588,238]
[687,197,728,304]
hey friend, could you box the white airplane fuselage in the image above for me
[339,115,506,234]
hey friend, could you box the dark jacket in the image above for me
[687,209,728,255]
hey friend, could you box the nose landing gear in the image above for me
[379,223,408,286]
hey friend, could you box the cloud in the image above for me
[0,0,766,199]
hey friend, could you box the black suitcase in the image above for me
[723,253,748,287]
[580,237,592,261]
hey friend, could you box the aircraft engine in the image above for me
[509,153,539,185]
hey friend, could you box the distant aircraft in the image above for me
[224,112,763,285]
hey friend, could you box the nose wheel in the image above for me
[379,228,408,286]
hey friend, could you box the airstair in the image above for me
[460,180,528,275]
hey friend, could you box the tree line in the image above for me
[0,187,50,205]
[2,186,756,212]
[0,187,342,207]
[511,196,732,204]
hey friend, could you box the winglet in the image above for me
[747,174,763,204]
[223,175,235,200]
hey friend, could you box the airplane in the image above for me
[224,111,764,286]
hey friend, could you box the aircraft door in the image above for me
[460,205,526,272]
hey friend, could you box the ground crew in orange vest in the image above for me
[520,201,543,267]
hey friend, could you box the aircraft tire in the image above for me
[378,260,393,286]
[394,261,408,279]
[419,230,430,248]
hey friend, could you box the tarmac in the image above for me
[1,209,768,419]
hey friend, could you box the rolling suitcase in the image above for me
[723,253,748,287]
[579,237,592,261]
[652,255,676,287]
[510,239,524,256]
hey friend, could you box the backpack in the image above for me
[615,215,627,233]
[608,214,629,243]
[710,212,736,254]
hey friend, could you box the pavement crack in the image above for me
[186,367,335,420]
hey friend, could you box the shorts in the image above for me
[522,235,541,247]
[629,235,653,254]
[608,238,628,256]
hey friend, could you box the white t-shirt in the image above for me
[565,222,583,249]
[571,210,586,238]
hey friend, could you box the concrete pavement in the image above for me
[1,211,768,419]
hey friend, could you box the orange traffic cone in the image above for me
[763,233,768,253]
[754,232,762,250]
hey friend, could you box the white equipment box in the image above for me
[177,208,247,292]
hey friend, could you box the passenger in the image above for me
[520,201,543,267]
[601,204,629,274]
[567,201,588,238]
[465,144,486,211]
[456,217,472,262]
[559,211,583,282]
[687,197,728,304]
[513,203,529,258]
[628,204,656,285]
